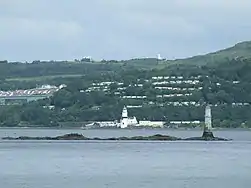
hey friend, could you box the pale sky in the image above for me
[1,0,251,62]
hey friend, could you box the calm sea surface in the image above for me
[0,129,250,188]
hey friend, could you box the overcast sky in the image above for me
[1,0,251,62]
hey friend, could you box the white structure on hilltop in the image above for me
[205,105,212,131]
[157,54,162,60]
[119,106,138,128]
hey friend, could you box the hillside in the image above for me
[1,57,251,128]
[1,41,251,128]
[1,41,251,82]
[164,41,251,66]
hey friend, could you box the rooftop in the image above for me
[0,84,66,97]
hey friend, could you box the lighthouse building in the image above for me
[119,106,138,128]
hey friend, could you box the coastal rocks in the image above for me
[2,133,89,140]
[184,131,231,141]
[184,136,230,141]
[106,134,181,141]
[2,134,181,141]
[2,133,230,141]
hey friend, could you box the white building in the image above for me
[119,106,138,128]
[157,54,162,60]
[138,121,165,128]
[84,121,119,128]
[128,117,138,126]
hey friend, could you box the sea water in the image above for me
[0,129,250,188]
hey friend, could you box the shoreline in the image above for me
[0,127,250,131]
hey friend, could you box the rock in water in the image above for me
[185,130,230,141]
[2,133,231,141]
[2,134,181,141]
[202,130,215,139]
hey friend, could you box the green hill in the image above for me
[163,41,251,66]
[1,41,251,81]
[2,45,251,128]
[1,40,251,87]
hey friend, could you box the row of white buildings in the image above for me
[85,106,197,129]
[85,105,215,129]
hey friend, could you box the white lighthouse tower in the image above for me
[120,106,128,128]
[205,105,212,131]
[202,104,214,138]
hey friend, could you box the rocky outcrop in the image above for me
[184,136,230,141]
[105,134,181,141]
[2,133,230,141]
[2,134,181,141]
[184,130,231,141]
[2,133,89,140]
